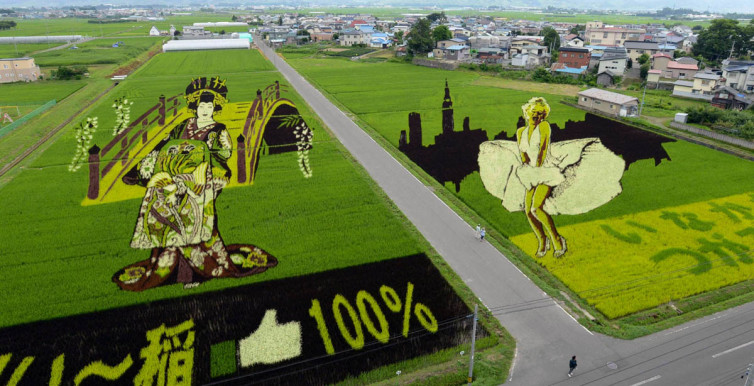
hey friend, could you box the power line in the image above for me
[547,308,754,385]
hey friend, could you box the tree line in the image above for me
[0,20,17,30]
[693,19,754,64]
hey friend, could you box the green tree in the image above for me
[569,24,584,35]
[542,26,560,54]
[432,25,452,42]
[637,53,650,65]
[277,16,283,26]
[231,15,238,22]
[55,65,88,80]
[219,29,226,35]
[332,33,339,41]
[394,30,404,45]
[0,20,16,30]
[693,19,753,63]
[407,18,434,56]
[640,63,650,80]
[427,11,447,23]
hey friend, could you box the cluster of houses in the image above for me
[252,12,752,110]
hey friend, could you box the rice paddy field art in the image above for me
[285,55,754,320]
[0,49,482,384]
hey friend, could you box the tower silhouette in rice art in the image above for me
[398,80,488,192]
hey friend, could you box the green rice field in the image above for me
[0,14,247,38]
[31,37,163,67]
[0,42,65,58]
[0,48,425,328]
[285,55,754,318]
[0,80,86,104]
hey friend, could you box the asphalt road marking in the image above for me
[554,301,594,335]
[629,375,661,386]
[508,347,518,382]
[712,340,754,358]
[664,312,727,336]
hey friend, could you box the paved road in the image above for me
[256,39,754,385]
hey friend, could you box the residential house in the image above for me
[509,37,540,54]
[511,53,529,67]
[681,35,696,54]
[721,60,754,93]
[150,25,175,36]
[551,63,588,77]
[691,73,721,95]
[182,26,210,37]
[369,32,392,48]
[477,47,506,63]
[673,79,700,100]
[585,45,605,69]
[657,44,677,55]
[436,38,467,50]
[0,57,42,83]
[664,61,698,80]
[468,35,501,49]
[647,69,662,84]
[651,53,673,71]
[577,88,639,117]
[623,41,659,63]
[671,80,695,97]
[392,23,410,33]
[340,29,369,46]
[444,45,471,61]
[310,32,334,42]
[597,70,620,87]
[349,19,369,29]
[558,47,590,69]
[711,86,753,110]
[598,47,628,74]
[562,34,585,47]
[356,25,375,34]
[520,45,550,66]
[586,26,645,46]
[676,57,699,66]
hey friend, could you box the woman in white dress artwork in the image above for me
[478,97,626,258]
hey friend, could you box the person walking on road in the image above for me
[480,227,486,242]
[475,224,481,239]
[568,355,577,377]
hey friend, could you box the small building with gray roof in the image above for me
[577,88,638,117]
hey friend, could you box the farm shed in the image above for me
[577,88,638,117]
[162,39,250,52]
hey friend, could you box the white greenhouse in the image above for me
[162,39,250,52]
[193,22,249,28]
[0,35,83,45]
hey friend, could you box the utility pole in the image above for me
[639,82,647,117]
[729,41,735,60]
[467,304,478,385]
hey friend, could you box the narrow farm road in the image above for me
[256,39,754,385]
